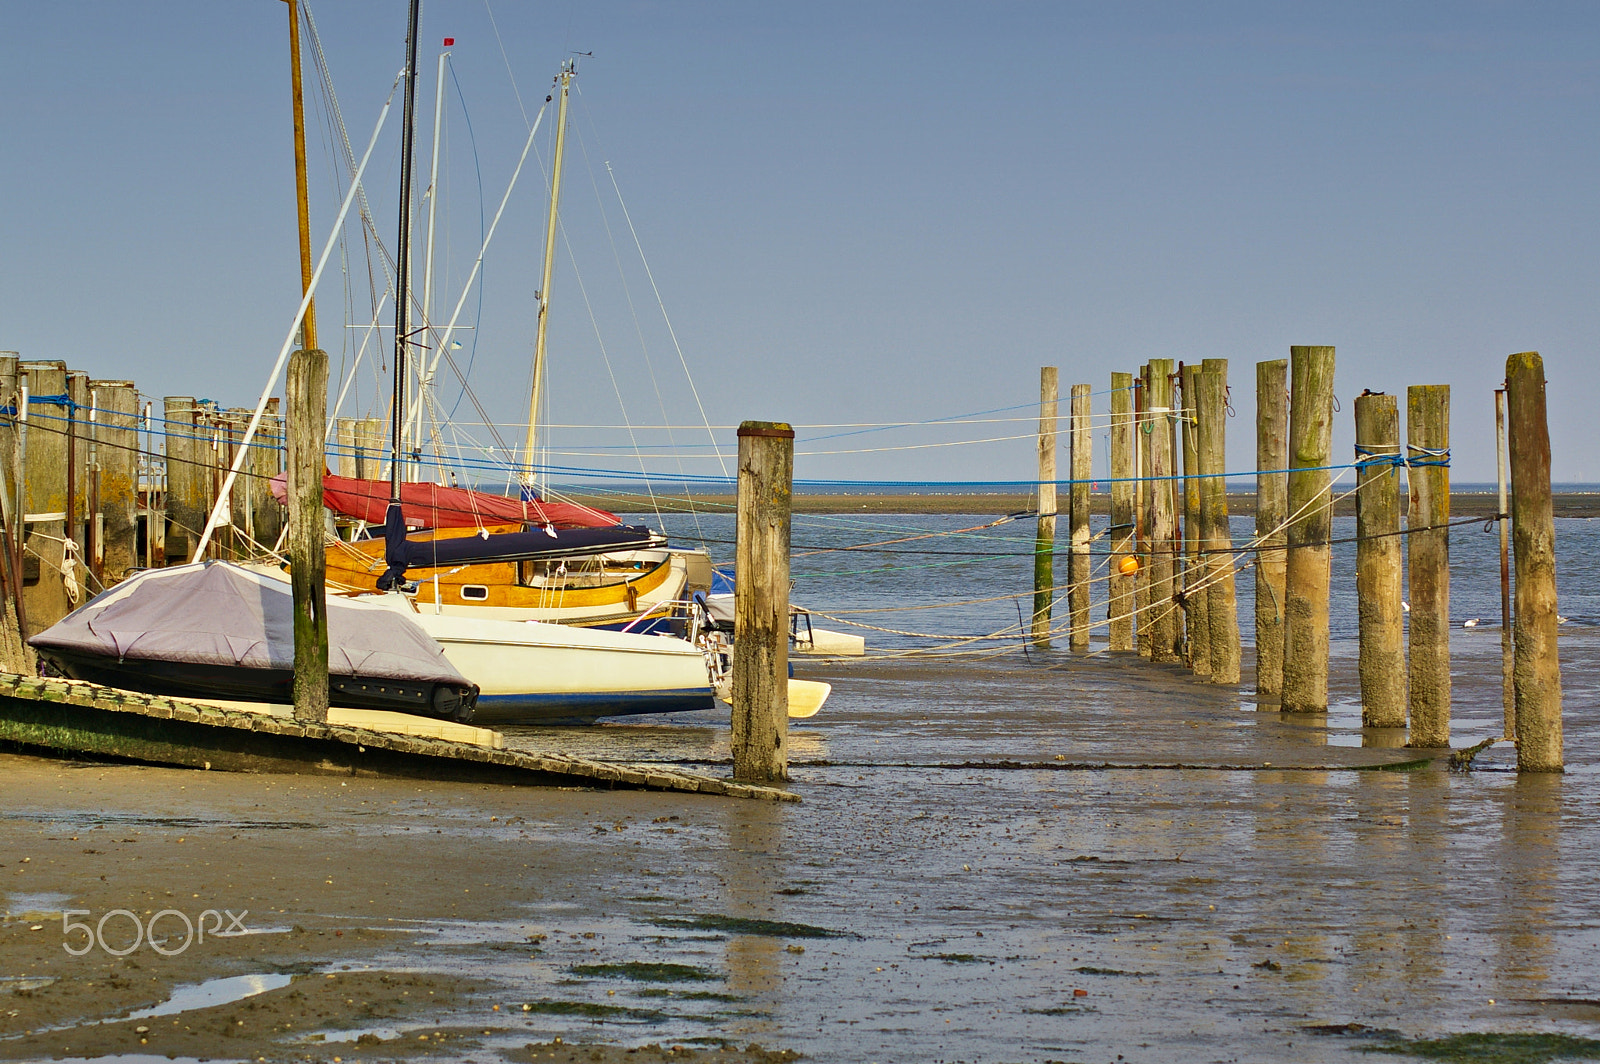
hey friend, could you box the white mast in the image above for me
[522,60,574,494]
[416,44,449,476]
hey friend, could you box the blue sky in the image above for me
[3,2,1598,485]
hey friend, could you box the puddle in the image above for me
[123,973,293,1020]
[0,976,58,991]
[300,1025,404,1044]
[4,892,73,918]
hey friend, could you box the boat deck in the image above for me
[0,673,796,801]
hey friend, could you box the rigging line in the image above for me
[443,56,487,425]
[572,102,679,533]
[552,189,653,521]
[601,155,726,479]
[405,98,551,462]
[191,69,403,562]
[482,0,531,128]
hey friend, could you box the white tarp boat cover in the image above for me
[30,561,470,686]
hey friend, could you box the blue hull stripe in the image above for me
[472,687,715,721]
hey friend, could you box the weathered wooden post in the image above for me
[1147,359,1180,662]
[1135,367,1152,657]
[1494,388,1514,740]
[733,420,794,783]
[1198,359,1241,684]
[1505,352,1562,771]
[251,398,285,548]
[163,397,200,565]
[1069,382,1091,648]
[0,355,28,670]
[336,417,359,479]
[20,362,71,635]
[1406,385,1450,747]
[1108,372,1136,651]
[356,416,384,480]
[1032,368,1059,649]
[1353,391,1405,728]
[1255,359,1289,705]
[90,381,139,585]
[286,349,329,722]
[1179,364,1210,675]
[1281,346,1336,713]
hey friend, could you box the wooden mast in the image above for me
[284,0,317,351]
[523,61,575,494]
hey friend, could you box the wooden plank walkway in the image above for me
[0,674,796,802]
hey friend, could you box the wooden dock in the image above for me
[0,674,796,801]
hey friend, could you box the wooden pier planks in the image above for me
[0,674,796,802]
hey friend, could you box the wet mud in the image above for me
[2,514,1598,1061]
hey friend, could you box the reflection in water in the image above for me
[1363,727,1408,749]
[1496,774,1561,992]
[722,801,787,1038]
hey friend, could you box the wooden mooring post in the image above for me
[163,396,200,565]
[1254,359,1288,705]
[1068,382,1091,648]
[1406,384,1450,748]
[1147,359,1180,663]
[1281,346,1335,713]
[733,420,794,784]
[1505,352,1562,772]
[20,361,71,637]
[1179,364,1210,676]
[1494,387,1514,741]
[286,349,329,723]
[1107,372,1135,652]
[1032,368,1058,649]
[1197,359,1240,684]
[1135,367,1152,657]
[90,381,139,585]
[1354,391,1405,729]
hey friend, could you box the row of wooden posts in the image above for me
[1029,347,1563,772]
[0,354,402,650]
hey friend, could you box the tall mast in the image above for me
[377,0,423,592]
[391,0,423,500]
[285,0,316,350]
[417,44,450,466]
[522,60,574,493]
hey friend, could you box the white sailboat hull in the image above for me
[406,610,714,722]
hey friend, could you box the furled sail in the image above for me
[269,473,619,530]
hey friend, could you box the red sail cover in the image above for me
[269,474,619,530]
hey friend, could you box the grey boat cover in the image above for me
[30,561,470,685]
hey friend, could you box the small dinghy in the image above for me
[29,562,479,721]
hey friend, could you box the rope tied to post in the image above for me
[1352,444,1405,470]
[1405,444,1451,468]
[26,393,83,413]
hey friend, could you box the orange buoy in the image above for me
[1118,556,1140,576]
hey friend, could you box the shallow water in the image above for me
[457,512,1600,1061]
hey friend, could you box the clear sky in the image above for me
[3,1,1597,486]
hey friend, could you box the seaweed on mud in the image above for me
[924,953,991,964]
[1358,1032,1600,1062]
[1023,1005,1097,1016]
[518,1000,666,1022]
[635,989,746,1002]
[568,962,721,983]
[650,913,852,939]
[1304,1022,1403,1039]
[1073,966,1154,977]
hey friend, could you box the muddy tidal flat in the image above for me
[4,624,1600,1062]
[5,511,1600,1062]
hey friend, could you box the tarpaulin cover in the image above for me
[396,525,665,569]
[29,562,470,685]
[269,473,619,530]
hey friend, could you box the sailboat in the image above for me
[287,55,708,631]
[351,11,716,722]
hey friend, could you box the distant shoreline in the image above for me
[561,490,1600,518]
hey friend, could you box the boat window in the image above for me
[460,585,489,601]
